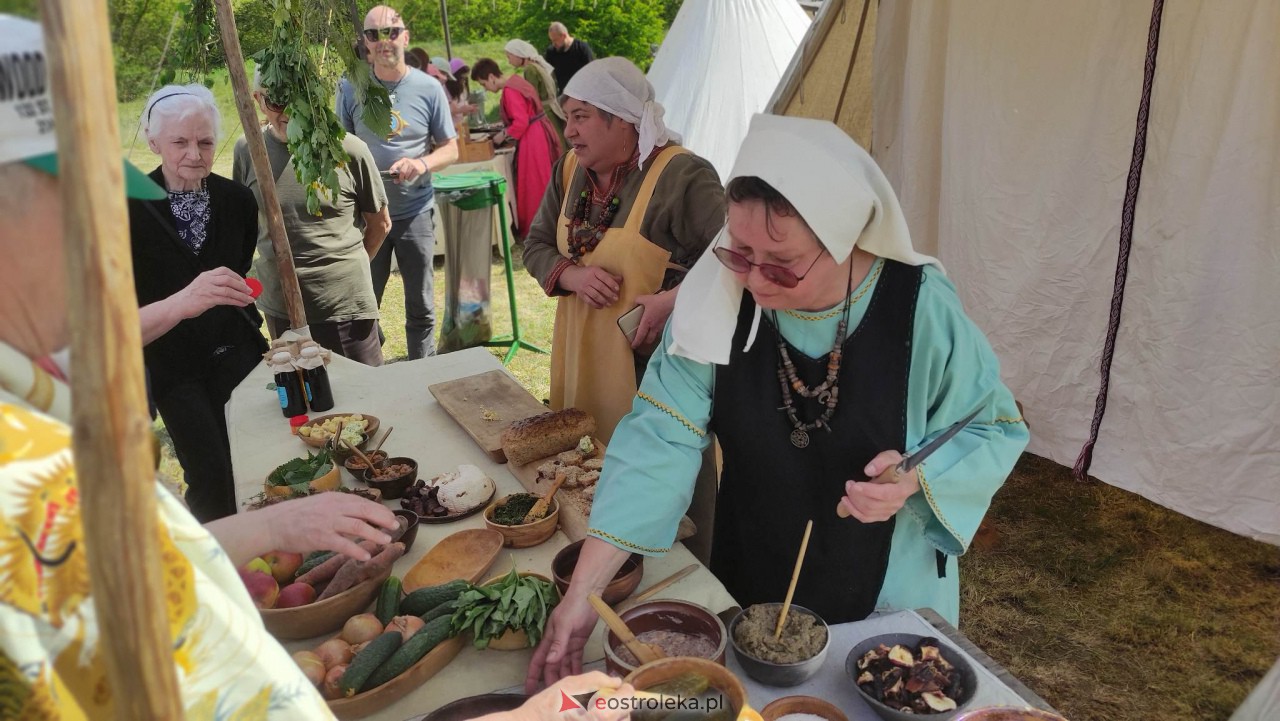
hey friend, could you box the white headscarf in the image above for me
[504,39,555,76]
[668,114,940,365]
[562,57,680,169]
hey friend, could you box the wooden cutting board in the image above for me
[428,370,549,463]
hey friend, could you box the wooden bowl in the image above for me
[953,710,1068,721]
[551,539,643,605]
[483,494,560,548]
[361,457,418,500]
[264,463,340,498]
[402,528,504,592]
[343,450,388,477]
[763,695,849,721]
[391,509,420,553]
[625,656,763,721]
[422,693,528,721]
[327,633,465,720]
[477,572,556,650]
[259,564,391,640]
[299,413,380,449]
[603,599,727,676]
[729,604,829,687]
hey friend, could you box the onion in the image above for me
[292,650,326,687]
[341,613,386,645]
[315,637,353,669]
[322,664,347,700]
[385,615,426,642]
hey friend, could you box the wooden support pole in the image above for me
[39,0,184,718]
[213,0,308,330]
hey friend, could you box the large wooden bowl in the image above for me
[402,528,504,592]
[483,494,560,548]
[259,564,391,640]
[327,630,466,720]
[264,463,340,498]
[762,695,849,721]
[298,413,380,449]
[625,656,763,721]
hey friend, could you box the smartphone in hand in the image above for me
[617,304,644,344]
[379,169,399,182]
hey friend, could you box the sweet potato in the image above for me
[317,542,405,601]
[296,540,379,586]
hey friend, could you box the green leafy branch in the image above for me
[162,0,216,86]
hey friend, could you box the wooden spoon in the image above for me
[342,437,378,471]
[371,425,394,455]
[588,593,664,665]
[774,519,814,640]
[522,469,570,524]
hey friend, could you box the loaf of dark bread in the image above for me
[501,408,596,466]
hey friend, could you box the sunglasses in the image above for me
[713,246,825,289]
[363,26,405,42]
[263,97,287,114]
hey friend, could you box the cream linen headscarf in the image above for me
[562,57,680,169]
[504,39,565,121]
[668,114,940,365]
[504,39,555,76]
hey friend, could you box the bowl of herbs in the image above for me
[264,448,340,497]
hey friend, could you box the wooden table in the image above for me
[227,348,737,720]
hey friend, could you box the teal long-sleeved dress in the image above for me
[586,259,1029,625]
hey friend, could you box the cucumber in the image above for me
[418,597,460,624]
[399,579,468,616]
[294,551,337,581]
[375,576,403,625]
[339,631,402,697]
[363,615,453,690]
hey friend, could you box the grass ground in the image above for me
[129,52,1280,721]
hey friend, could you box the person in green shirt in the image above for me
[233,70,391,366]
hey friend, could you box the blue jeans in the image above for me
[371,209,436,359]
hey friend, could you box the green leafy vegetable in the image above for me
[266,448,333,487]
[449,566,559,649]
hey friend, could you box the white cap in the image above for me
[300,346,319,357]
[271,351,293,363]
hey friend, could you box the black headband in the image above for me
[146,92,196,124]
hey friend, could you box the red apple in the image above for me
[238,568,279,609]
[277,582,317,608]
[263,550,305,585]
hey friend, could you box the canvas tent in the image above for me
[647,0,811,181]
[769,0,1280,546]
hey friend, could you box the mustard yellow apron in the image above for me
[551,146,688,443]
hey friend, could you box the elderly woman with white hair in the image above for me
[521,57,725,445]
[504,39,565,138]
[129,84,267,522]
[526,115,1029,690]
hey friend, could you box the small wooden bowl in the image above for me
[259,564,391,640]
[483,494,560,548]
[763,695,849,721]
[551,539,643,605]
[327,632,465,720]
[343,450,388,477]
[264,463,340,498]
[391,509,420,553]
[625,656,763,721]
[603,599,727,676]
[361,457,419,500]
[298,413,380,449]
[477,572,556,650]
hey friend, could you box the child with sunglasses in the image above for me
[527,114,1029,692]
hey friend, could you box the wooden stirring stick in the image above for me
[588,593,664,665]
[342,438,378,471]
[371,425,394,455]
[522,469,570,524]
[774,519,814,640]
[617,564,699,613]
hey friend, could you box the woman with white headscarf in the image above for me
[526,114,1029,690]
[520,57,724,445]
[505,38,565,138]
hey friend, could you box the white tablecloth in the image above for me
[227,349,737,720]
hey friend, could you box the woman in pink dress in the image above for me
[472,58,563,238]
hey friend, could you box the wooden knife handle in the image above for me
[836,464,901,518]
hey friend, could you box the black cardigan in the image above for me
[128,168,268,398]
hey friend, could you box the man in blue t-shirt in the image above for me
[337,4,457,358]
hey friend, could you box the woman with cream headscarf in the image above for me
[520,57,724,445]
[505,38,566,138]
[526,114,1029,690]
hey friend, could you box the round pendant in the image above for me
[790,428,810,448]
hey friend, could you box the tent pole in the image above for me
[213,0,308,330]
[39,0,184,717]
[440,0,453,61]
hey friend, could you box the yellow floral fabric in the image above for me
[0,342,334,719]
